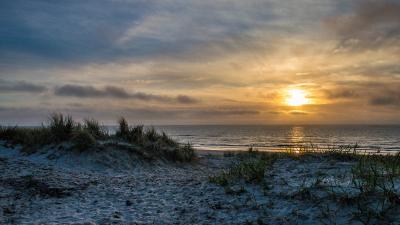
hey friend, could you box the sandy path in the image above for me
[0,148,261,225]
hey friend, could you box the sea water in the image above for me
[152,125,400,153]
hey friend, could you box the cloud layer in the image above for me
[54,84,199,104]
[0,79,47,93]
[0,0,399,124]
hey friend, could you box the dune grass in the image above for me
[0,114,195,162]
[115,118,195,162]
[71,129,97,152]
[350,153,400,224]
[83,118,108,140]
[0,126,52,153]
[47,113,75,143]
[210,148,280,186]
[212,145,400,224]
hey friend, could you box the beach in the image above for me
[1,142,399,225]
[3,0,400,224]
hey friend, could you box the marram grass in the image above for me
[0,113,195,162]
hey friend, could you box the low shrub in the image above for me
[71,130,96,152]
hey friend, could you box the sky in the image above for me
[0,0,399,125]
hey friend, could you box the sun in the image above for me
[286,89,309,106]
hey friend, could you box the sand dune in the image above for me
[1,142,399,224]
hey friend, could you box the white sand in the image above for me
[0,143,399,225]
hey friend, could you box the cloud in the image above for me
[130,71,247,89]
[54,84,198,104]
[193,109,260,117]
[323,81,400,108]
[0,0,333,70]
[0,104,263,125]
[0,79,47,93]
[0,0,151,68]
[54,85,130,98]
[267,111,281,115]
[325,89,359,99]
[369,97,399,106]
[1,0,400,124]
[289,111,308,115]
[368,89,400,107]
[176,95,199,104]
[327,0,400,50]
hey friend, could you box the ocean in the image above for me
[152,125,400,153]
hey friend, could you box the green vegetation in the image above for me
[0,126,52,153]
[116,117,130,139]
[83,118,108,140]
[209,158,270,186]
[115,118,195,162]
[0,114,195,162]
[210,148,280,186]
[47,113,75,142]
[285,143,360,161]
[350,153,400,224]
[71,130,97,152]
[211,145,400,224]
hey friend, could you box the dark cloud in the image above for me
[0,0,150,66]
[323,82,400,108]
[55,85,116,98]
[176,95,199,104]
[54,84,198,104]
[267,111,281,115]
[0,104,263,125]
[325,89,359,99]
[327,0,400,50]
[0,79,47,93]
[368,89,400,107]
[193,109,260,117]
[290,111,308,115]
[326,81,400,107]
[0,0,277,70]
[369,97,398,106]
[102,86,131,98]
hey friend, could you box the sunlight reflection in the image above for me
[289,126,305,153]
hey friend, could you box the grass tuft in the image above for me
[350,153,400,223]
[48,113,75,143]
[83,118,108,140]
[116,117,129,139]
[114,117,196,162]
[210,151,279,186]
